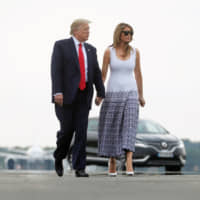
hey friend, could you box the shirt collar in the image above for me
[72,36,84,47]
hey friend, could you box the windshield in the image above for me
[88,118,168,134]
[137,120,168,134]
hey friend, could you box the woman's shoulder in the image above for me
[134,48,140,58]
[130,46,140,55]
[104,45,113,56]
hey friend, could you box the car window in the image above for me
[88,119,98,132]
[137,120,168,134]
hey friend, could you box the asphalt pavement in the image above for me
[0,170,200,200]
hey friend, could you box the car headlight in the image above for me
[177,140,185,148]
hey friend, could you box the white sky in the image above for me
[0,0,200,147]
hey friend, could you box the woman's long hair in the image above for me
[113,23,134,57]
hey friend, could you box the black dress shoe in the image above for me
[55,159,63,177]
[75,170,89,177]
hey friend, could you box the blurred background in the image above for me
[0,0,200,173]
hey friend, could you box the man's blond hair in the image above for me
[70,19,91,35]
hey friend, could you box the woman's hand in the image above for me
[95,97,103,106]
[139,96,145,107]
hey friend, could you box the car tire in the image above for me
[116,156,135,171]
[165,166,182,172]
[116,157,126,171]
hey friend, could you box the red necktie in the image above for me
[78,43,86,90]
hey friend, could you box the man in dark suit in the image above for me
[51,19,105,177]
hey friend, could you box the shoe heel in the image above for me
[126,171,134,176]
[108,172,117,177]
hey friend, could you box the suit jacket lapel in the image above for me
[69,38,92,81]
[69,37,80,71]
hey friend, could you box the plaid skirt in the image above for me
[98,90,139,158]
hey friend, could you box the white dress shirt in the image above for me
[54,36,88,96]
[72,36,88,82]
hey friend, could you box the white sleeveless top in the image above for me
[107,47,138,92]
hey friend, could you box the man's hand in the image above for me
[95,97,103,106]
[54,94,63,107]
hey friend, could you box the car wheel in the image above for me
[107,158,125,171]
[165,166,182,172]
[116,157,126,171]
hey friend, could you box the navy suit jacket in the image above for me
[51,37,105,109]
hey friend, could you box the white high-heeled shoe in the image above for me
[126,171,134,176]
[108,172,117,177]
[108,158,117,176]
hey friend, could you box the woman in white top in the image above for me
[96,23,145,176]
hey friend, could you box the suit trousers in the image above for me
[53,86,90,170]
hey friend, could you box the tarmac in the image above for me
[0,170,200,200]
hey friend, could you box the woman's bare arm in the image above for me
[134,48,145,107]
[95,48,110,105]
[102,48,110,83]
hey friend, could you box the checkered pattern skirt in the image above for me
[98,90,139,158]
